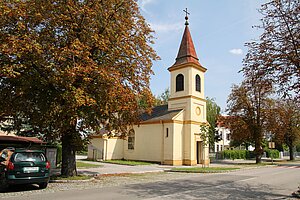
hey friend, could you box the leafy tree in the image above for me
[266,99,300,160]
[0,0,158,176]
[242,0,300,99]
[226,70,273,163]
[219,116,253,150]
[206,97,220,150]
[199,124,210,168]
[154,88,170,106]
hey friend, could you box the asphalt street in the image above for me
[2,165,299,200]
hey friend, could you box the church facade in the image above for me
[88,18,210,166]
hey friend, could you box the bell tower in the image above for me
[168,9,207,124]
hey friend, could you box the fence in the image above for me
[282,151,300,158]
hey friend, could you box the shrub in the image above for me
[56,144,62,166]
[220,150,254,160]
[296,143,300,152]
[265,149,279,159]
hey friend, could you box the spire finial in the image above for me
[183,8,190,25]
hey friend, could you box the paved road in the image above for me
[2,165,299,200]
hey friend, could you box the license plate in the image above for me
[23,167,39,173]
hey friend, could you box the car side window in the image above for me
[0,151,8,160]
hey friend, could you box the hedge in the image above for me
[265,149,279,159]
[219,150,255,160]
[219,149,279,160]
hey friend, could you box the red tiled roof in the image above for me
[173,25,200,66]
[0,135,44,144]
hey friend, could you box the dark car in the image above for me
[0,148,50,190]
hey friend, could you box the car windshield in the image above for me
[13,152,46,162]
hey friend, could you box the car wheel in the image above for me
[38,182,48,189]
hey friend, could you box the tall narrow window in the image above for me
[196,74,201,92]
[128,130,135,150]
[176,74,184,92]
[166,128,169,137]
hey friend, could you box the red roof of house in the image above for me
[0,135,44,144]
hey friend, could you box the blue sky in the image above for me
[137,0,268,113]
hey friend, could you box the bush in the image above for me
[265,149,279,159]
[220,150,254,160]
[56,144,62,167]
[296,143,300,152]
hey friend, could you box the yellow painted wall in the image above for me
[124,123,163,162]
[163,123,173,161]
[106,138,124,160]
[87,138,104,160]
[172,123,183,161]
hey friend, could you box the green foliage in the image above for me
[76,161,102,168]
[154,88,170,106]
[206,97,221,148]
[220,150,255,160]
[296,143,300,152]
[265,149,280,159]
[0,0,158,176]
[56,144,62,167]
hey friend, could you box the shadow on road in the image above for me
[0,184,40,193]
[123,174,291,199]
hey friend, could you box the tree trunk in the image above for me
[289,145,295,161]
[61,125,77,177]
[255,141,262,164]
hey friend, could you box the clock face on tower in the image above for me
[195,106,201,116]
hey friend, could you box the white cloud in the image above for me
[229,48,243,55]
[138,0,156,14]
[150,22,182,33]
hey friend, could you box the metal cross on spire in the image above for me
[183,8,190,25]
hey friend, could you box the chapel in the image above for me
[88,13,210,166]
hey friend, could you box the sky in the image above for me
[137,0,268,113]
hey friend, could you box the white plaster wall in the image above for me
[214,126,231,152]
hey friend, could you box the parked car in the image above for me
[0,148,50,190]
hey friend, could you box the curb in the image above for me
[49,177,95,183]
[49,170,165,183]
[95,170,164,177]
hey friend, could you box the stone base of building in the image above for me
[163,160,183,165]
[183,159,197,166]
[200,159,210,166]
[162,159,210,166]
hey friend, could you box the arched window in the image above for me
[196,74,201,92]
[128,130,135,150]
[176,74,184,92]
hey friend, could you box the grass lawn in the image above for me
[170,167,240,173]
[76,161,103,168]
[103,160,155,166]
